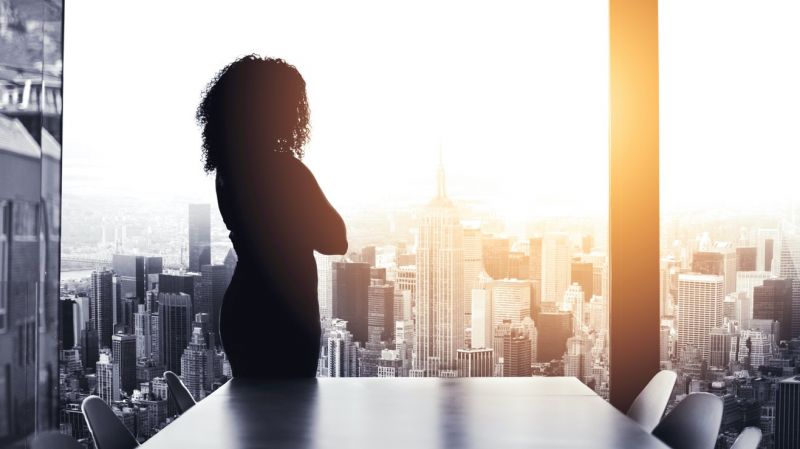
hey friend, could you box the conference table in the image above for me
[141,377,670,448]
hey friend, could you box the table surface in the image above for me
[141,377,670,449]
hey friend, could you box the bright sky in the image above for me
[63,1,800,224]
[63,1,608,222]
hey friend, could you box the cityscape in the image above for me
[55,160,800,449]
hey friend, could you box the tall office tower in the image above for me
[756,229,778,272]
[188,204,211,272]
[158,273,201,299]
[80,326,99,370]
[198,264,228,345]
[456,348,494,377]
[507,252,529,280]
[111,332,137,394]
[541,232,571,305]
[708,326,732,369]
[537,311,573,363]
[729,329,773,368]
[370,267,387,282]
[529,237,543,282]
[149,311,161,363]
[588,295,608,334]
[774,226,800,339]
[315,253,338,320]
[96,352,120,403]
[677,274,724,362]
[491,279,531,330]
[775,376,800,449]
[564,334,593,384]
[59,297,78,349]
[722,294,738,322]
[159,292,193,374]
[359,245,376,267]
[736,247,757,271]
[463,226,483,327]
[753,279,794,342]
[692,248,737,294]
[396,264,417,308]
[367,280,394,343]
[113,254,146,304]
[502,328,532,377]
[520,317,538,363]
[471,273,493,349]
[570,262,593,303]
[414,159,465,376]
[482,237,510,280]
[91,269,115,349]
[181,315,215,400]
[133,303,152,359]
[562,283,585,332]
[394,320,415,374]
[659,325,671,362]
[325,319,357,377]
[331,261,370,344]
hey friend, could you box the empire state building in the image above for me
[413,157,465,376]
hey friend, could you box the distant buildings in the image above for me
[775,376,800,449]
[159,293,193,374]
[91,270,115,349]
[188,204,211,272]
[677,274,724,362]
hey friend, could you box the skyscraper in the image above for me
[471,272,493,349]
[324,319,357,377]
[367,279,394,343]
[736,247,757,271]
[331,261,370,345]
[59,297,78,349]
[677,274,724,362]
[536,311,572,363]
[774,226,800,339]
[158,273,201,299]
[570,262,593,302]
[80,326,99,370]
[198,264,228,345]
[96,352,120,403]
[482,237,510,280]
[91,270,114,349]
[180,314,215,400]
[113,254,146,303]
[775,376,800,449]
[315,253,338,321]
[414,158,464,376]
[564,333,593,384]
[188,204,211,272]
[708,326,732,369]
[134,303,154,360]
[502,329,532,377]
[692,249,736,294]
[159,292,193,374]
[753,278,793,342]
[541,232,570,305]
[463,226,483,327]
[491,279,531,330]
[111,332,137,394]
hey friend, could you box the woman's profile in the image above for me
[196,55,347,378]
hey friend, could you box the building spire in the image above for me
[436,144,446,199]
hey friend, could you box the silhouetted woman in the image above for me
[197,55,347,378]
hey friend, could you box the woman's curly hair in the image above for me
[196,55,310,173]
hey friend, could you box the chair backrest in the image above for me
[81,395,140,449]
[652,392,723,449]
[627,370,678,432]
[30,431,84,449]
[730,427,762,449]
[164,370,197,415]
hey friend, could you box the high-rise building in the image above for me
[367,280,394,343]
[180,314,215,400]
[482,237,510,280]
[774,226,800,339]
[729,329,773,368]
[134,303,156,359]
[491,279,531,330]
[756,229,777,273]
[561,283,585,332]
[775,376,800,449]
[471,272,493,349]
[113,254,146,304]
[158,273,201,299]
[502,329,532,377]
[91,270,115,349]
[315,253,338,321]
[588,295,608,334]
[736,271,773,329]
[360,245,376,267]
[693,249,737,294]
[677,274,724,362]
[197,264,228,345]
[564,333,593,384]
[111,332,137,394]
[59,297,78,349]
[414,159,464,376]
[80,326,99,370]
[537,311,572,363]
[457,348,494,377]
[159,292,193,374]
[325,319,357,377]
[529,237,543,284]
[507,252,529,280]
[188,204,211,272]
[570,262,593,302]
[753,279,793,342]
[708,326,732,369]
[541,232,571,305]
[736,247,757,271]
[96,352,120,403]
[331,261,370,345]
[463,226,483,327]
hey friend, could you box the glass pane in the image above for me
[62,1,608,444]
[661,2,800,448]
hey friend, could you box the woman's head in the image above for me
[197,55,310,173]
